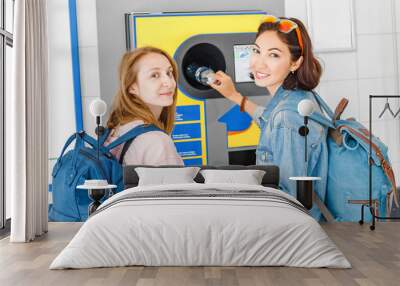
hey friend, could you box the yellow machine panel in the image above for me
[128,12,267,165]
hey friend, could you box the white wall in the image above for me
[47,0,75,191]
[47,0,101,196]
[286,0,400,182]
[76,0,101,137]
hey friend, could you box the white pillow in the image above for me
[200,169,266,185]
[135,167,200,186]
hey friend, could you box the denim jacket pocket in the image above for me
[256,148,273,164]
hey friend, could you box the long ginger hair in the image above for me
[107,47,178,134]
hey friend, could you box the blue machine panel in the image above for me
[172,123,201,140]
[175,105,201,122]
[175,141,202,157]
[183,158,203,166]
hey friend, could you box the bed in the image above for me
[50,165,350,269]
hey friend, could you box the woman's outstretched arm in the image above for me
[210,71,259,118]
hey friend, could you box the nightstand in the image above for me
[289,176,335,222]
[77,183,117,216]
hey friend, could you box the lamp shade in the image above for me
[297,99,315,117]
[89,98,107,117]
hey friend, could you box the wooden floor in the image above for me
[0,222,399,286]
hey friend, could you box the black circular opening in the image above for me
[182,43,226,90]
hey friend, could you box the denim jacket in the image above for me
[253,86,328,219]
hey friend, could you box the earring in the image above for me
[291,70,295,74]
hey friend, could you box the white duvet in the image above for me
[50,183,351,269]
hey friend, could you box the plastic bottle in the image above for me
[186,63,216,86]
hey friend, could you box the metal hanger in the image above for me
[394,106,400,118]
[378,98,395,118]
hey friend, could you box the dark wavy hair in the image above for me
[256,17,322,91]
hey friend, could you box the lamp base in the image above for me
[88,188,106,215]
[296,180,313,210]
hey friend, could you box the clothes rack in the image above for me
[359,95,400,230]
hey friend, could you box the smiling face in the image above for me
[250,30,302,95]
[129,53,176,112]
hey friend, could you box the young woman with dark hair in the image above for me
[210,15,327,219]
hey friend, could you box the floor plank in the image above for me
[0,222,399,286]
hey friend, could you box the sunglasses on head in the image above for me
[261,15,304,55]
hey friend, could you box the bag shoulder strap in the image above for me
[119,138,134,165]
[57,132,80,160]
[99,128,112,145]
[333,98,349,121]
[310,92,351,125]
[310,91,335,119]
[281,99,335,129]
[308,112,335,129]
[80,132,110,154]
[107,124,164,151]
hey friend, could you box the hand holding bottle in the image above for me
[209,71,242,105]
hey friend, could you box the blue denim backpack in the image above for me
[297,92,398,221]
[48,124,162,222]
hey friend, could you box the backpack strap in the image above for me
[310,91,335,120]
[333,98,349,122]
[57,132,81,160]
[79,132,111,155]
[119,138,134,165]
[52,133,81,177]
[53,132,97,178]
[275,90,335,129]
[106,124,164,158]
[99,128,112,145]
[308,112,335,129]
[281,103,335,129]
[311,92,350,126]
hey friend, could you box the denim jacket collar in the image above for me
[261,85,290,122]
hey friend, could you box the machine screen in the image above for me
[233,44,254,83]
